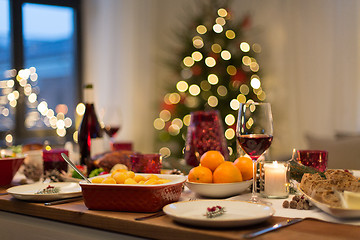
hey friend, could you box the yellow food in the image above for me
[91,170,172,185]
[134,175,146,182]
[92,176,105,183]
[111,168,127,177]
[102,177,116,184]
[124,178,138,184]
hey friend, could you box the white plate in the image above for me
[7,182,82,202]
[185,180,252,198]
[163,200,274,228]
[297,169,360,218]
[298,188,360,219]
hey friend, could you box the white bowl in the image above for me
[185,180,252,198]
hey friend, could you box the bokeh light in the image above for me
[240,42,250,52]
[196,25,207,34]
[205,57,216,67]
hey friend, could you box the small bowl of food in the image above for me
[79,171,187,212]
[0,156,25,186]
[185,180,252,198]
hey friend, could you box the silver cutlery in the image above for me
[61,153,91,183]
[243,218,304,238]
[44,196,83,206]
[135,211,165,221]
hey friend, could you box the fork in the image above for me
[134,211,166,221]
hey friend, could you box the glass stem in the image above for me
[250,160,258,202]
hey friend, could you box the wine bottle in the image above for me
[78,84,104,175]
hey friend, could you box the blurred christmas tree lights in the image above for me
[155,1,266,167]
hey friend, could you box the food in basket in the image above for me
[80,173,186,212]
[300,169,360,207]
[91,169,171,185]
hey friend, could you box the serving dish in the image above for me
[185,180,252,198]
[7,182,82,202]
[298,187,360,219]
[79,173,186,212]
[0,156,25,186]
[163,199,275,227]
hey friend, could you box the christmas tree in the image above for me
[154,1,265,170]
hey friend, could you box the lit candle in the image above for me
[264,161,288,197]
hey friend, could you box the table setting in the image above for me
[0,102,359,240]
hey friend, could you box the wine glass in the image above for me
[236,102,273,203]
[100,107,122,141]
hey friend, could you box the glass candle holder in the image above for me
[259,160,290,198]
[184,110,229,167]
[296,150,328,172]
[130,153,162,174]
[111,142,133,151]
[42,149,69,174]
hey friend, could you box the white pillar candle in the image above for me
[264,161,288,197]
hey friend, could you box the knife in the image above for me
[44,196,83,206]
[243,218,304,239]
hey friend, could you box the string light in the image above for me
[240,42,250,52]
[217,8,227,17]
[189,84,201,96]
[207,74,219,85]
[211,44,222,53]
[192,51,203,61]
[225,30,235,39]
[160,109,171,121]
[196,25,207,34]
[205,57,216,67]
[183,56,194,67]
[221,50,231,60]
[192,36,204,48]
[176,81,189,92]
[207,95,218,107]
[225,114,235,126]
[213,24,223,33]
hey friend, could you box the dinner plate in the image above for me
[163,200,274,228]
[7,182,82,202]
[185,180,252,198]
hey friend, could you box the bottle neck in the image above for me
[83,87,94,104]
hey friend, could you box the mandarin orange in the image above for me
[234,156,253,181]
[213,161,243,183]
[188,166,213,183]
[200,150,225,172]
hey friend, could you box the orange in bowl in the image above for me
[200,150,225,171]
[234,156,254,181]
[188,166,213,183]
[213,161,243,183]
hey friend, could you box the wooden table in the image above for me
[0,188,358,240]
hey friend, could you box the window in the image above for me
[0,0,81,146]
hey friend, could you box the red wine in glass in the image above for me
[237,134,273,161]
[236,102,273,203]
[104,125,121,138]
